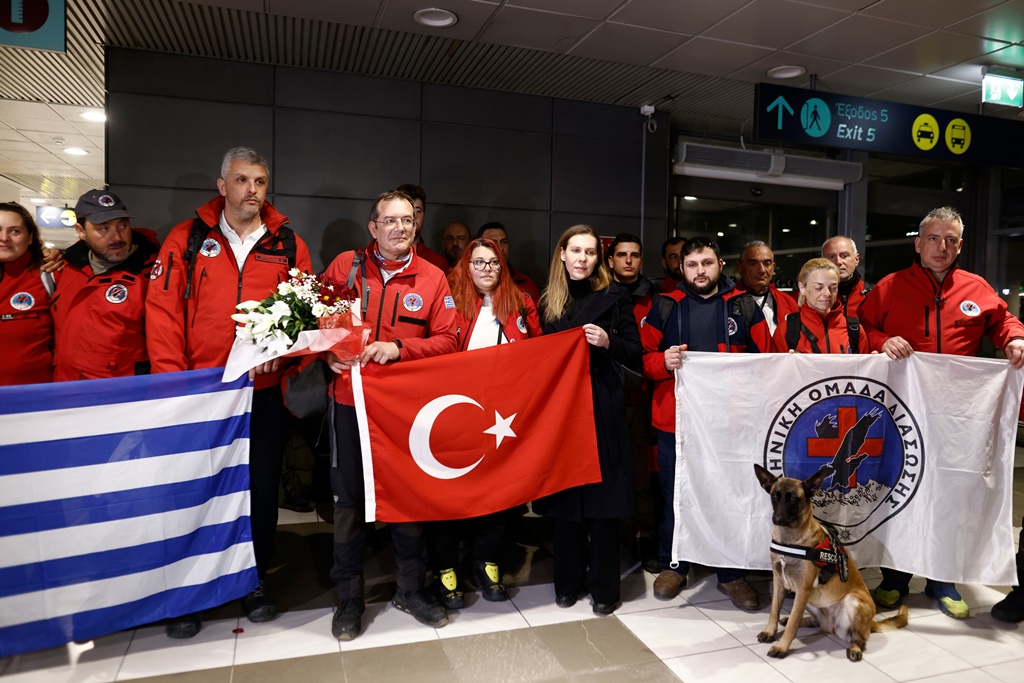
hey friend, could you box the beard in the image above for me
[685,276,717,296]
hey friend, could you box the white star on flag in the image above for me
[483,411,517,448]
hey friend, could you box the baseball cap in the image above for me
[74,189,133,225]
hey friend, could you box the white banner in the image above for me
[672,352,1022,585]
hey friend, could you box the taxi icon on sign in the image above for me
[916,122,934,142]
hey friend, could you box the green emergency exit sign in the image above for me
[982,70,1023,108]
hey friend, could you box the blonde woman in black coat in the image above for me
[535,224,642,615]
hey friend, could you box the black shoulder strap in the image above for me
[785,312,802,351]
[183,219,210,302]
[254,225,297,269]
[846,316,860,352]
[732,295,758,335]
[651,290,674,330]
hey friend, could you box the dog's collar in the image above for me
[770,524,850,584]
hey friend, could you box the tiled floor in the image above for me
[3,475,1023,683]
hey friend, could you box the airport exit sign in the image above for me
[982,72,1023,108]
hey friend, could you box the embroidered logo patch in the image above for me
[105,283,129,304]
[960,300,980,317]
[98,194,116,207]
[444,296,455,309]
[517,316,527,334]
[149,259,164,280]
[199,238,221,258]
[726,317,738,336]
[10,292,34,310]
[403,293,424,312]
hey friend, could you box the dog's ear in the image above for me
[804,466,830,494]
[753,464,776,493]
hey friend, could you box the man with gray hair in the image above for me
[822,235,870,318]
[734,240,797,335]
[147,147,313,639]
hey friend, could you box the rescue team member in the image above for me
[642,236,771,610]
[441,221,470,269]
[321,189,457,641]
[397,183,449,272]
[0,202,53,385]
[51,190,160,381]
[477,222,542,302]
[606,232,660,574]
[771,258,870,354]
[822,235,871,318]
[860,206,1024,620]
[146,147,313,639]
[659,236,685,293]
[734,240,798,335]
[427,237,542,610]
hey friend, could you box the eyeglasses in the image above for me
[470,259,502,271]
[374,216,415,228]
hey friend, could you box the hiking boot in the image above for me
[331,598,364,640]
[991,588,1024,623]
[242,580,278,623]
[393,589,449,627]
[166,612,202,639]
[873,587,906,609]
[474,561,508,602]
[653,569,686,600]
[925,582,969,619]
[436,568,465,610]
[718,578,760,611]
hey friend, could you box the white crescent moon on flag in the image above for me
[409,394,486,480]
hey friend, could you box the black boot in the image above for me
[992,530,1024,623]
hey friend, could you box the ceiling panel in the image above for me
[704,0,849,50]
[0,129,29,142]
[870,75,980,105]
[866,31,1009,74]
[981,44,1024,69]
[862,0,1008,29]
[19,132,93,148]
[728,51,850,83]
[379,0,500,41]
[1,118,85,135]
[609,0,751,35]
[818,65,920,96]
[265,0,380,25]
[788,14,932,62]
[0,101,63,120]
[478,5,599,52]
[570,22,687,66]
[655,37,773,77]
[947,0,1024,43]
[507,0,625,19]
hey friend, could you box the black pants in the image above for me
[552,517,620,605]
[249,387,289,578]
[625,402,657,540]
[329,402,427,599]
[426,511,508,571]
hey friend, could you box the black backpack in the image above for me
[784,312,860,353]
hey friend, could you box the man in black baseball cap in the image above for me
[72,190,135,264]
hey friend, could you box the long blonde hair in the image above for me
[796,258,839,306]
[541,224,613,323]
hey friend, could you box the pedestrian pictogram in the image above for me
[800,98,831,138]
[945,118,971,154]
[912,114,939,151]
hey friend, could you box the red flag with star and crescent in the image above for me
[352,329,602,522]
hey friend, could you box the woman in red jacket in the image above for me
[772,258,870,354]
[0,202,53,385]
[428,237,542,609]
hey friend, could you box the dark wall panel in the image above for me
[422,123,551,211]
[107,49,274,105]
[275,67,421,120]
[422,84,551,133]
[107,93,273,190]
[275,195,376,273]
[552,136,640,217]
[274,108,420,199]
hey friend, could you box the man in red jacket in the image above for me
[860,206,1024,621]
[146,147,313,639]
[822,235,871,318]
[52,190,160,380]
[397,183,449,273]
[321,189,457,641]
[733,240,798,335]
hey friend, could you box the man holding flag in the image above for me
[859,206,1024,620]
[320,189,457,640]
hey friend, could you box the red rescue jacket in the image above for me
[145,197,312,390]
[454,294,542,351]
[859,262,1024,356]
[0,251,53,385]
[772,300,871,354]
[52,229,160,381]
[321,244,457,405]
[416,241,449,273]
[837,272,871,319]
[733,282,800,332]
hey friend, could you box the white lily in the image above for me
[268,300,292,322]
[311,302,328,317]
[264,328,293,355]
[236,300,262,312]
[230,312,253,324]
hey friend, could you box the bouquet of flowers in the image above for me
[222,269,368,381]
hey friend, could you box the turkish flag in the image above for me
[353,329,601,522]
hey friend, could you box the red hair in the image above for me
[447,238,525,322]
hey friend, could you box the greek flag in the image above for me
[0,368,257,658]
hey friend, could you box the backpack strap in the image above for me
[785,312,802,351]
[182,218,210,303]
[846,316,860,353]
[254,225,297,269]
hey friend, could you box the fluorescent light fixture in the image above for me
[809,220,817,225]
[717,232,724,237]
[413,8,458,27]
[80,111,106,122]
[63,147,88,156]
[767,65,806,79]
[30,198,46,204]
[683,195,698,201]
[782,228,791,233]
[728,223,737,228]
[44,242,55,248]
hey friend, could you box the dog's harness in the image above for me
[770,523,850,585]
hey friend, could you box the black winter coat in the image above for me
[534,283,643,520]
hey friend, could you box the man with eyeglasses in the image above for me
[320,189,457,640]
[641,236,771,611]
[859,206,1024,622]
[477,221,541,302]
[397,184,449,273]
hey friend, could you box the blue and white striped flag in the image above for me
[0,368,257,657]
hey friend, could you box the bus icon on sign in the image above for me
[950,124,966,149]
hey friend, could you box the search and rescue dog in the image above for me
[753,464,908,662]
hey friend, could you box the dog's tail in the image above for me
[870,604,909,632]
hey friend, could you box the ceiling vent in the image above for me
[673,142,862,191]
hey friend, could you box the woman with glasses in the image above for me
[427,237,542,610]
[534,224,642,615]
[772,258,870,354]
[0,202,53,385]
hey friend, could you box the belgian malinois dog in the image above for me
[753,464,908,661]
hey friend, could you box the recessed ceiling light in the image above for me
[413,8,458,27]
[683,195,698,201]
[809,219,817,225]
[717,232,725,237]
[767,65,807,79]
[728,223,737,228]
[30,198,46,204]
[782,228,791,233]
[80,111,106,122]
[63,147,88,156]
